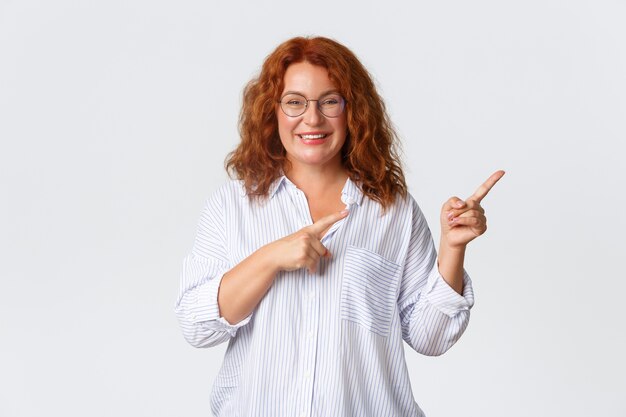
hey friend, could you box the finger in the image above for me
[456,209,484,219]
[468,170,505,203]
[296,234,327,257]
[305,247,329,274]
[445,201,483,221]
[303,252,319,274]
[307,209,349,238]
[442,196,467,212]
[449,215,486,230]
[309,237,329,258]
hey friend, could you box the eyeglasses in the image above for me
[278,93,346,118]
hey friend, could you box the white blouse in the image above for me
[175,175,474,417]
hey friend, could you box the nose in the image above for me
[303,100,323,126]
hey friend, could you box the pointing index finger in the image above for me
[468,170,505,203]
[308,209,349,238]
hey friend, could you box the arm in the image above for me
[398,198,474,356]
[438,170,506,294]
[175,192,348,347]
[399,171,505,354]
[217,245,280,325]
[437,242,466,295]
[174,192,250,348]
[218,209,349,324]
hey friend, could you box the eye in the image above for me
[320,95,342,106]
[282,94,307,107]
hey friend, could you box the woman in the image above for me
[175,36,504,416]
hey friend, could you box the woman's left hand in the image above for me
[440,170,505,249]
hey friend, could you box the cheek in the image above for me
[333,117,348,139]
[277,113,296,136]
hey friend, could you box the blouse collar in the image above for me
[269,174,364,206]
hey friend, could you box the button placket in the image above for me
[285,184,312,229]
[297,270,319,417]
[296,188,313,227]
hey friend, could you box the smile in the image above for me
[298,134,328,139]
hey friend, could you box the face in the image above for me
[277,62,348,172]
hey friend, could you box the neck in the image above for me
[283,160,348,197]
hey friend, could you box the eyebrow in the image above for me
[282,89,340,97]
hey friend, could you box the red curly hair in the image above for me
[225,36,407,209]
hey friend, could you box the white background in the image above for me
[1,1,624,416]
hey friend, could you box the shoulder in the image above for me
[368,190,423,219]
[204,179,248,207]
[381,191,429,229]
[403,192,424,217]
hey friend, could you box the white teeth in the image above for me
[300,134,327,139]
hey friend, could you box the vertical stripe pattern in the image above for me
[175,176,475,417]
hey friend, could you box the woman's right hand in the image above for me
[217,209,349,324]
[268,209,349,274]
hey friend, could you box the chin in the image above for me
[292,152,340,167]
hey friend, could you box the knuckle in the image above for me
[299,236,314,247]
[444,196,459,207]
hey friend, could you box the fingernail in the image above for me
[455,201,465,208]
[447,211,454,220]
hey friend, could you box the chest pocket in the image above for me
[340,245,402,337]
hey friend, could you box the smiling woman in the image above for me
[226,36,407,209]
[175,36,503,417]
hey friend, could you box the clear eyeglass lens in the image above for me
[281,94,307,116]
[319,94,344,117]
[280,93,345,117]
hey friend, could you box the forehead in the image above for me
[282,62,337,94]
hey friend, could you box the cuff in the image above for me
[185,270,252,336]
[423,264,475,317]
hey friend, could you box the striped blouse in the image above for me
[175,175,474,417]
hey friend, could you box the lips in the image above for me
[296,133,329,146]
[297,133,328,139]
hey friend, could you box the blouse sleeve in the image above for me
[174,190,251,348]
[397,197,475,356]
